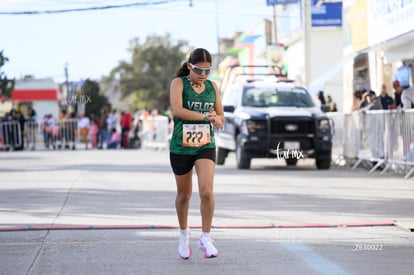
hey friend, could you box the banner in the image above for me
[311,0,342,27]
[266,0,297,5]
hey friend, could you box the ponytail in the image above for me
[175,62,189,77]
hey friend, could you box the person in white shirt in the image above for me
[394,65,414,109]
[106,109,118,132]
[77,113,91,149]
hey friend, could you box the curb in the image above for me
[0,221,395,232]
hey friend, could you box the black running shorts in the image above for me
[170,148,216,175]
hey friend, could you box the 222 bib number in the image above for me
[182,124,211,147]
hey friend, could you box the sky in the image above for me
[1,0,274,83]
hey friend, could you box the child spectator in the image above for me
[107,128,121,149]
[90,119,99,149]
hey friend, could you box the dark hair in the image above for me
[318,91,326,105]
[175,48,212,77]
[354,90,363,100]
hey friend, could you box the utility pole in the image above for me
[215,0,221,65]
[64,62,71,112]
[304,0,312,86]
[272,4,277,45]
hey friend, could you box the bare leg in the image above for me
[175,170,193,230]
[195,158,216,233]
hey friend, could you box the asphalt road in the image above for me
[0,149,413,275]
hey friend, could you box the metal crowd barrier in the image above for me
[326,112,346,166]
[1,116,173,152]
[3,110,414,179]
[36,118,79,150]
[328,109,414,179]
[0,118,80,151]
[0,120,23,151]
[140,115,170,150]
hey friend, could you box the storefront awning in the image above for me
[11,89,58,101]
[384,43,414,64]
[308,52,358,94]
[11,78,59,101]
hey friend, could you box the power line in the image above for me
[0,0,181,15]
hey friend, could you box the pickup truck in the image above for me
[215,66,333,169]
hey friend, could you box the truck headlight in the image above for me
[318,119,331,135]
[241,120,265,134]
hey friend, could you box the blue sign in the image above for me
[266,0,298,5]
[311,1,342,27]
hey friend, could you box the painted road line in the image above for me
[280,242,350,275]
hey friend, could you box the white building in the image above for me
[342,0,414,112]
[274,0,344,110]
[11,77,60,122]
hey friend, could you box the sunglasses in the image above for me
[189,63,212,75]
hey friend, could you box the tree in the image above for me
[82,79,111,117]
[0,50,15,98]
[105,33,189,111]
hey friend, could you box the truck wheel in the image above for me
[236,134,251,169]
[216,147,228,165]
[316,154,332,169]
[285,158,298,166]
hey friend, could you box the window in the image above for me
[242,86,315,108]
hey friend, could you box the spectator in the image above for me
[57,109,69,149]
[1,110,14,151]
[98,106,109,149]
[11,109,25,151]
[393,79,414,109]
[360,90,385,169]
[120,110,132,148]
[129,116,142,149]
[78,113,91,149]
[90,119,99,149]
[26,106,37,150]
[42,114,55,149]
[326,95,337,112]
[394,64,411,88]
[401,86,414,110]
[392,80,403,108]
[67,112,77,150]
[318,91,330,112]
[379,84,395,110]
[358,89,369,109]
[362,90,382,111]
[351,90,363,112]
[106,109,118,134]
[394,63,414,110]
[107,128,121,149]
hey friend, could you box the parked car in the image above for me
[215,66,333,169]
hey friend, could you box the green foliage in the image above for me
[82,79,111,117]
[106,33,189,111]
[0,50,15,98]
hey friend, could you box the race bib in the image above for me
[182,124,211,147]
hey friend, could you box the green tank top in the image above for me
[169,76,217,155]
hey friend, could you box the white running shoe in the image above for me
[178,229,192,259]
[198,235,218,258]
